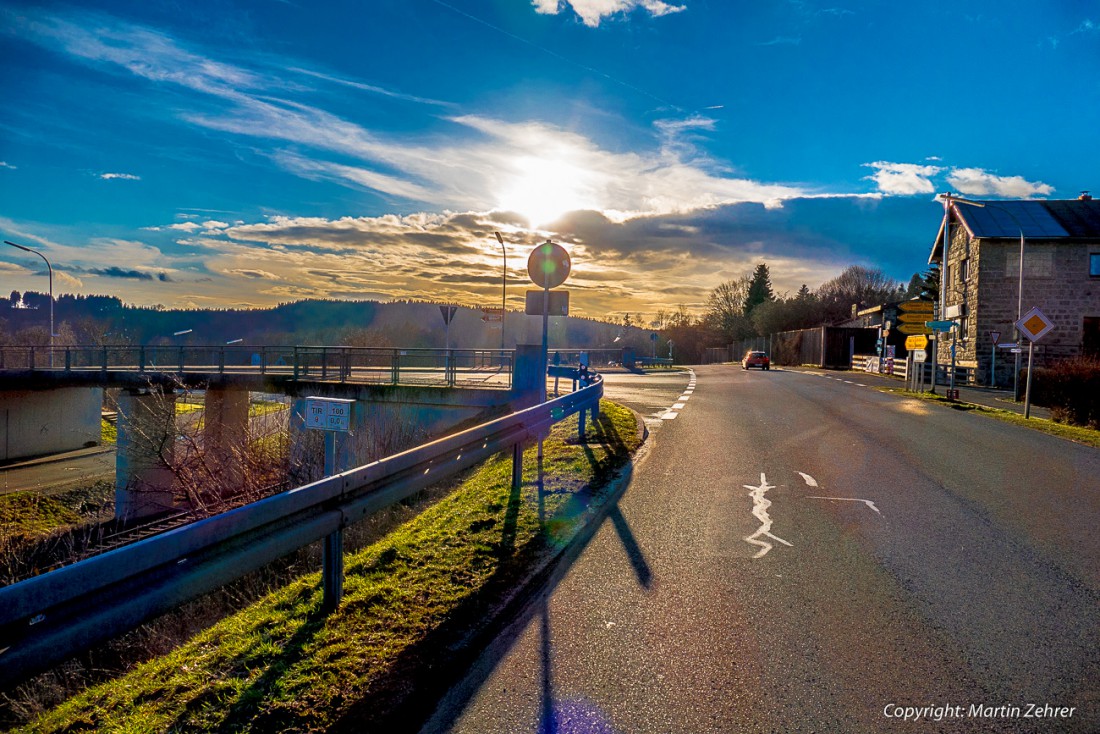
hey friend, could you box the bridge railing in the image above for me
[0,369,600,686]
[0,345,514,389]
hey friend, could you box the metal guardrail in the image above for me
[0,370,601,687]
[0,345,514,389]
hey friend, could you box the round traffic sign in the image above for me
[527,240,571,289]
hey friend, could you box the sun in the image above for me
[496,156,593,227]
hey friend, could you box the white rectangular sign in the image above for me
[305,397,354,432]
[911,349,927,363]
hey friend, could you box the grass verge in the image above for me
[0,493,82,544]
[100,418,116,445]
[878,387,1100,449]
[22,399,641,733]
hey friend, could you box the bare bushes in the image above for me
[1028,357,1100,427]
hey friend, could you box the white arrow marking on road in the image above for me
[744,473,792,559]
[796,472,818,487]
[807,496,881,515]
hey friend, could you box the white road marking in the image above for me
[796,472,818,487]
[673,403,685,409]
[661,412,678,420]
[678,395,691,401]
[808,496,882,515]
[743,473,792,559]
[856,383,867,387]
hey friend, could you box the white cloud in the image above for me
[167,222,202,232]
[0,161,15,170]
[1073,19,1097,34]
[862,161,943,195]
[100,172,140,180]
[532,0,686,27]
[945,168,1054,198]
[758,36,802,46]
[55,271,83,289]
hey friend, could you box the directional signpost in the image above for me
[1015,306,1055,419]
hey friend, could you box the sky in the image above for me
[1,0,1097,322]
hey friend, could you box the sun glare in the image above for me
[497,157,593,227]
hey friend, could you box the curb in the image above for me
[0,445,115,473]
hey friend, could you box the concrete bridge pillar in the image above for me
[203,387,250,496]
[116,389,178,522]
[0,387,103,461]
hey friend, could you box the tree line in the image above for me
[651,263,940,363]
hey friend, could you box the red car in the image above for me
[742,350,770,370]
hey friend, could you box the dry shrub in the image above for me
[1028,357,1100,427]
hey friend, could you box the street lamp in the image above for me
[494,231,507,356]
[5,240,54,367]
[938,195,1026,400]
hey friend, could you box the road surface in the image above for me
[423,364,1100,733]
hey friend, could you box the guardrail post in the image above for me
[322,529,344,613]
[512,441,523,490]
[391,349,399,384]
[219,347,225,374]
[65,348,72,372]
[321,348,328,380]
[101,346,108,375]
[261,347,268,375]
[293,347,300,380]
[139,347,146,373]
[178,346,185,374]
[29,347,35,370]
[341,349,349,382]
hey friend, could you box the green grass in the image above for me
[25,399,640,733]
[100,418,117,445]
[879,387,1100,449]
[0,493,82,543]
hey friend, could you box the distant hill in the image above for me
[1,291,650,351]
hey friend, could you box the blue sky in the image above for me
[1,0,1097,319]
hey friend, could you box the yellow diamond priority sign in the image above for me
[1015,307,1055,343]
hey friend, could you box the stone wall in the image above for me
[940,217,1100,385]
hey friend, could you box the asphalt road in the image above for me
[423,364,1100,734]
[0,448,115,496]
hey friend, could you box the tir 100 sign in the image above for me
[305,397,354,432]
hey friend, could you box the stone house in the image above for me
[929,194,1100,386]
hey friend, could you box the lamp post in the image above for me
[494,231,507,357]
[939,196,1026,399]
[5,240,54,367]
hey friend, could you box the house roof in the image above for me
[929,197,1100,263]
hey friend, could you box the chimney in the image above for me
[1080,191,1093,201]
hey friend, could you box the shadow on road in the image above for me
[329,410,649,734]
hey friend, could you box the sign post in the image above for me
[527,240,571,470]
[989,330,1001,388]
[1015,307,1055,420]
[304,396,355,612]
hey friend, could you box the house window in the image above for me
[1090,253,1100,277]
[959,258,969,282]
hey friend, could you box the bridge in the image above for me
[0,344,557,521]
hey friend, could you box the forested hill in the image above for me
[1,292,647,351]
